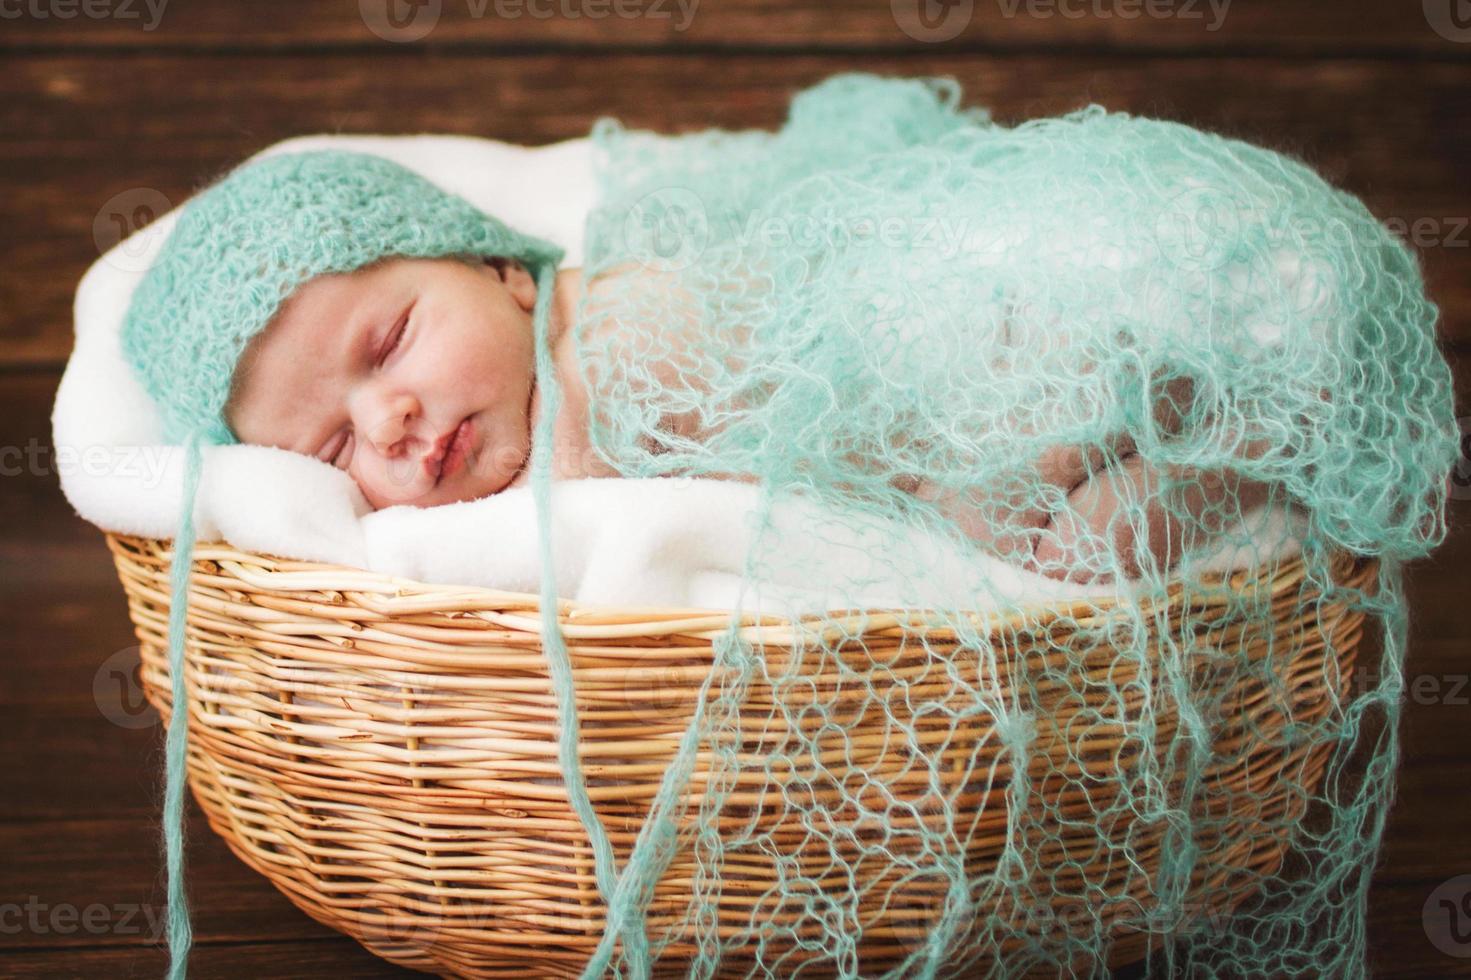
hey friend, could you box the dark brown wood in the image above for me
[1,0,1466,54]
[2,936,417,978]
[0,814,344,948]
[1367,882,1471,980]
[0,372,130,589]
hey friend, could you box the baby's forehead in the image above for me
[267,257,413,327]
[230,253,490,388]
[227,256,459,400]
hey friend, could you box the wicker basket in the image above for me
[105,532,1374,978]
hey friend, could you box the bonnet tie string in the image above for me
[525,260,654,974]
[162,426,205,979]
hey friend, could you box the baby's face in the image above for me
[226,255,538,509]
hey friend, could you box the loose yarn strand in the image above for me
[162,428,203,980]
[527,262,636,967]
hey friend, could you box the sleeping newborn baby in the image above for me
[224,255,588,507]
[220,250,1270,586]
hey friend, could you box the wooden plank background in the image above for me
[3,1,1469,976]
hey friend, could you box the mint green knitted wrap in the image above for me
[557,74,1458,978]
[118,148,564,980]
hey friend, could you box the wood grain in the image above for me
[2,0,1468,54]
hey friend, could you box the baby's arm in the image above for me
[580,267,1275,586]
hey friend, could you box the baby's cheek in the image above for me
[354,471,397,511]
[474,442,528,477]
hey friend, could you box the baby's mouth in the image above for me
[434,416,475,486]
[446,376,537,493]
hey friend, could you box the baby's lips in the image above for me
[422,421,461,484]
[433,417,476,483]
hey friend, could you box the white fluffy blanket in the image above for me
[53,133,1302,615]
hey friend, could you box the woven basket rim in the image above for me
[105,531,1359,642]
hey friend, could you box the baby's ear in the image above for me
[488,256,537,313]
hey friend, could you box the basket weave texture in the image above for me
[106,532,1374,978]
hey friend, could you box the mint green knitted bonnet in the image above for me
[118,148,564,979]
[123,149,564,445]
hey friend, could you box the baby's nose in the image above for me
[365,394,424,454]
